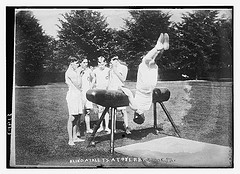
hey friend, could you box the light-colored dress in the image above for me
[108,63,128,110]
[81,68,93,109]
[93,67,110,90]
[93,67,110,112]
[65,65,83,115]
[108,64,128,90]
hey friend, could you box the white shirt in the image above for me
[65,65,81,92]
[93,67,110,89]
[81,68,93,94]
[108,63,128,90]
[136,61,158,94]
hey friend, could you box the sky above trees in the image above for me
[28,9,232,38]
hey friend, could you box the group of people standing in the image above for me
[65,55,131,146]
[65,32,169,146]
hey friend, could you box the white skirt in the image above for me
[66,89,83,115]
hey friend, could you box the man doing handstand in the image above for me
[121,33,169,124]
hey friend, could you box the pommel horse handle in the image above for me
[86,89,129,154]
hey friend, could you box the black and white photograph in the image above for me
[6,6,233,169]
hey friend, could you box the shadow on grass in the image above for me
[88,120,165,145]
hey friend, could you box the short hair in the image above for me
[80,58,89,63]
[69,56,79,63]
[110,56,119,61]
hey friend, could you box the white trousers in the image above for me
[134,90,152,113]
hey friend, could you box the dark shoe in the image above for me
[133,112,145,124]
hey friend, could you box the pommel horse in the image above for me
[86,88,181,154]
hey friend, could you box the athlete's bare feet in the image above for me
[163,33,169,50]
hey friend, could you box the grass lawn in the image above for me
[13,80,232,167]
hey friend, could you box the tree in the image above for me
[15,11,50,85]
[43,36,64,72]
[57,10,116,66]
[216,17,232,68]
[175,10,222,79]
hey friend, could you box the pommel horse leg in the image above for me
[153,102,158,131]
[152,88,181,138]
[153,101,181,137]
[88,107,109,147]
[110,107,116,154]
[86,89,129,154]
[160,102,181,138]
[88,106,117,154]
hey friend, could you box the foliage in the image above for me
[15,11,51,85]
[216,17,232,68]
[44,37,65,72]
[57,10,117,66]
[175,10,232,79]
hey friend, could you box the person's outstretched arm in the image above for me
[112,63,128,83]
